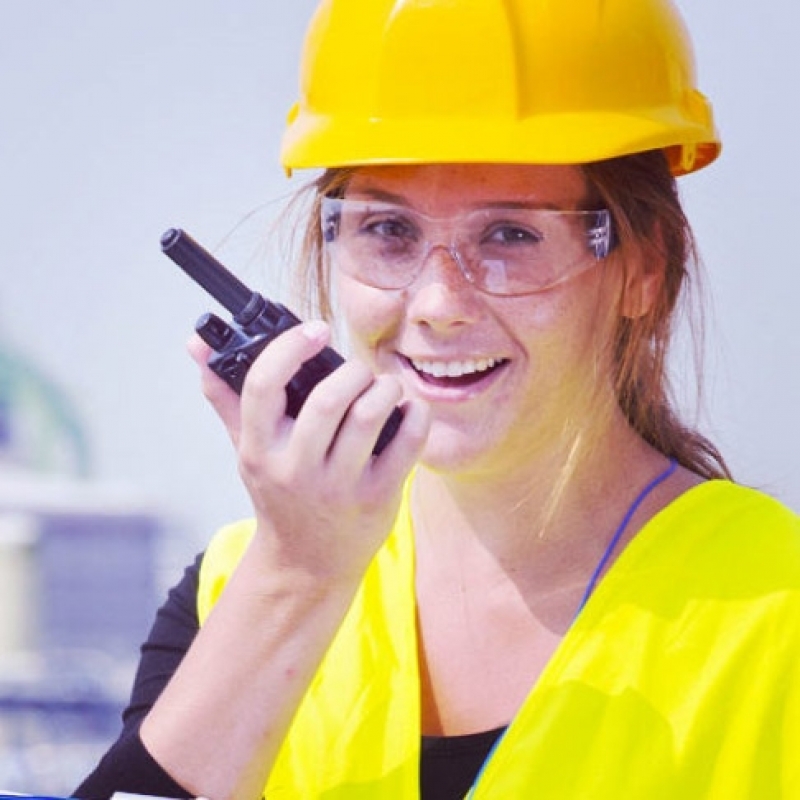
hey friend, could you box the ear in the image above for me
[620,257,662,319]
[619,220,666,319]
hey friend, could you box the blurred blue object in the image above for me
[0,474,165,794]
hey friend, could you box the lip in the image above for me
[399,353,510,400]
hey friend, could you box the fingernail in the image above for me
[302,320,329,340]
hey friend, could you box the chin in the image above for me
[417,424,495,474]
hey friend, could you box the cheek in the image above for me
[522,273,620,378]
[334,274,402,361]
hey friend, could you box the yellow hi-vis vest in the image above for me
[197,479,800,798]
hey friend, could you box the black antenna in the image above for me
[160,228,252,316]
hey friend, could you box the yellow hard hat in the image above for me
[280,0,720,177]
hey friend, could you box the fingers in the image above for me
[300,364,402,468]
[237,321,333,457]
[369,397,431,476]
[189,321,430,480]
[187,333,242,444]
[296,363,431,484]
[188,322,334,452]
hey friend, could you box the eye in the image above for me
[359,213,419,242]
[482,224,543,247]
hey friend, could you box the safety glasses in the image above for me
[321,197,615,297]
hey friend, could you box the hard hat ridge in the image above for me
[374,0,519,119]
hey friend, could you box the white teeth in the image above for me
[411,357,501,378]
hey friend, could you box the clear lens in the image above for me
[321,197,612,296]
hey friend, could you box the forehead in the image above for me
[344,163,590,213]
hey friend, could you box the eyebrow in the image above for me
[343,186,567,212]
[345,187,408,204]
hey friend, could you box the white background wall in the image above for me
[1,1,798,573]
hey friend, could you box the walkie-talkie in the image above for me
[160,228,403,456]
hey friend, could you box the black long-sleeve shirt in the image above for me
[73,554,504,800]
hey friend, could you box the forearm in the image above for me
[140,536,360,800]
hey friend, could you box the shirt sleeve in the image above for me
[72,553,204,799]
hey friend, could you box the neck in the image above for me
[411,410,670,581]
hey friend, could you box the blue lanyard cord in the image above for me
[576,457,678,615]
[466,457,679,796]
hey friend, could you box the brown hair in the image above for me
[285,168,353,322]
[583,151,730,480]
[286,153,730,481]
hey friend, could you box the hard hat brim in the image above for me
[281,105,720,177]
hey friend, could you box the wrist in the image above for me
[232,528,364,612]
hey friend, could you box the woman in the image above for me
[76,0,800,798]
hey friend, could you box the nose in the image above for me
[405,244,481,329]
[419,243,472,289]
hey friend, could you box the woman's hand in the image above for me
[187,320,430,587]
[140,322,428,800]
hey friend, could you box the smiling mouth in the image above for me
[407,356,509,387]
